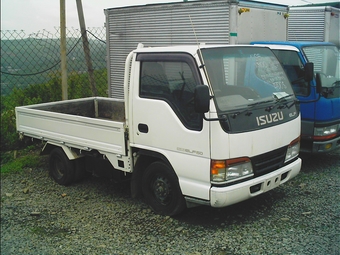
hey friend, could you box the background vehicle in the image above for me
[252,41,340,153]
[104,0,339,154]
[105,0,289,99]
[288,5,340,48]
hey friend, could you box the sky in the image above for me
[1,0,335,35]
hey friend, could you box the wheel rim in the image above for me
[151,176,172,205]
[53,158,65,179]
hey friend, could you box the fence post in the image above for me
[76,0,97,96]
[60,0,68,100]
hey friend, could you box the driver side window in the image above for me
[140,60,202,130]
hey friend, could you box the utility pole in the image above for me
[60,0,68,100]
[76,0,97,96]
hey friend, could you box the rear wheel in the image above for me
[142,161,186,216]
[73,157,91,182]
[49,148,75,186]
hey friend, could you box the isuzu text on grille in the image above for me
[256,111,284,126]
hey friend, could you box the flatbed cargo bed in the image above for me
[15,97,127,155]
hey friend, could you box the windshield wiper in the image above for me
[274,93,296,109]
[322,85,339,98]
[273,92,294,101]
[247,99,274,107]
[230,99,274,118]
[233,94,295,118]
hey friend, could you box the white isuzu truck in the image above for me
[16,44,301,216]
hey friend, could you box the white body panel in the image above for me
[16,108,125,154]
[15,97,130,171]
[210,114,300,159]
[228,118,300,158]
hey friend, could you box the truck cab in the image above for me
[252,41,340,153]
[127,44,301,214]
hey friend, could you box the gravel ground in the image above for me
[1,150,339,255]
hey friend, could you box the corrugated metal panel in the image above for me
[106,1,231,100]
[288,8,325,42]
[239,0,288,11]
[302,47,324,73]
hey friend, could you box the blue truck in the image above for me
[252,41,340,153]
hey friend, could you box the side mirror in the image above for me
[315,73,322,94]
[194,85,210,113]
[299,72,322,103]
[304,62,314,82]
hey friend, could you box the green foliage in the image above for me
[30,226,68,237]
[0,154,40,175]
[1,69,108,152]
[0,145,43,175]
[1,108,19,150]
[1,36,107,96]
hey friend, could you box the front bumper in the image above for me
[210,157,301,208]
[300,136,340,153]
[311,136,340,153]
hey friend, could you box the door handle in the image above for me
[138,123,149,133]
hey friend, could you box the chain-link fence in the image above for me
[1,27,107,151]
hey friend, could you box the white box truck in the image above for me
[16,44,301,216]
[105,0,289,100]
[288,5,340,48]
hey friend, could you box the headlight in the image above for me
[285,137,300,162]
[211,157,253,184]
[314,124,339,141]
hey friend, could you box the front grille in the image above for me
[251,146,287,177]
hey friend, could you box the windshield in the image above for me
[201,47,294,112]
[303,45,340,88]
[271,49,309,96]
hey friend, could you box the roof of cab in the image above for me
[251,41,336,49]
[252,44,300,52]
[133,43,275,55]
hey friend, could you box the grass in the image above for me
[30,226,69,237]
[0,145,44,176]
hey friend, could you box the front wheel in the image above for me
[142,161,186,216]
[49,148,75,186]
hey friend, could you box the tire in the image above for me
[142,161,186,216]
[73,157,91,182]
[49,148,75,186]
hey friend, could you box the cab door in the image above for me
[129,52,211,199]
